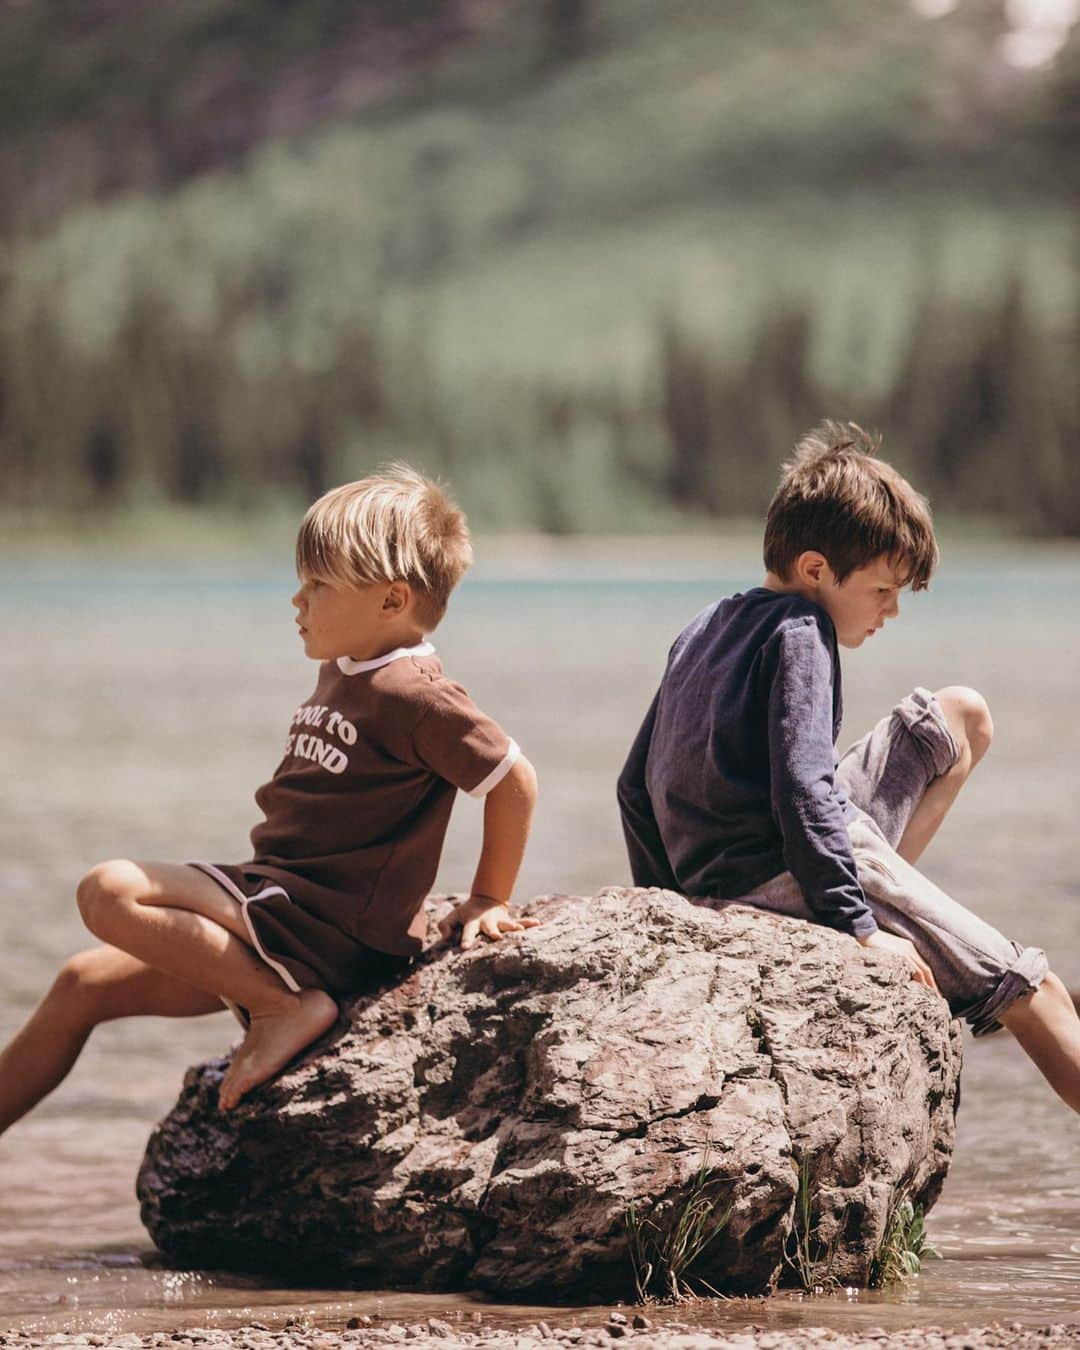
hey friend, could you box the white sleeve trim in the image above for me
[467,739,521,799]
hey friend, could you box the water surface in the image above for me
[1,544,1078,1333]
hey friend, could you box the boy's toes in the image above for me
[217,1065,244,1112]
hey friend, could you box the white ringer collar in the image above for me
[336,640,435,676]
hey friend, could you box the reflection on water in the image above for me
[0,546,1078,1331]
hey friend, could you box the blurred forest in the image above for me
[0,0,1077,534]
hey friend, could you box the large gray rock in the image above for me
[137,888,961,1299]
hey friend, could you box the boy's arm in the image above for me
[766,623,878,939]
[616,689,682,892]
[438,755,540,949]
[408,678,538,948]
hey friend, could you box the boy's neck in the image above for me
[761,571,815,604]
[355,627,428,662]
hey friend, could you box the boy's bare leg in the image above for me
[76,860,337,1111]
[0,947,221,1136]
[999,971,1080,1115]
[896,686,994,866]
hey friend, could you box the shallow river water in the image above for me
[0,540,1078,1336]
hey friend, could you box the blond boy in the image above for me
[0,467,537,1129]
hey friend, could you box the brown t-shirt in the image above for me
[240,642,519,958]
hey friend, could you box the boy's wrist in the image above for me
[467,891,510,909]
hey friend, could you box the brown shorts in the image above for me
[188,860,411,1008]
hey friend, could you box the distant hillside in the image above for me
[1,0,1077,237]
[1,0,1077,533]
[0,0,492,233]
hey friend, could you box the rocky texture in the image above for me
[137,889,962,1300]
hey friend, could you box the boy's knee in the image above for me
[51,949,114,1022]
[1041,969,1077,1013]
[76,859,141,934]
[934,685,993,766]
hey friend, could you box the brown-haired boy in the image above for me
[618,422,1080,1114]
[0,466,538,1131]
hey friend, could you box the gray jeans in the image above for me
[719,687,1047,1036]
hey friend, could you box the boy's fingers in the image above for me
[450,906,538,948]
[915,952,938,991]
[481,914,513,940]
[438,906,467,935]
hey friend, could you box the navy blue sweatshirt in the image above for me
[616,587,878,939]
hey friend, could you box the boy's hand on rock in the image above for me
[437,895,541,950]
[858,930,939,993]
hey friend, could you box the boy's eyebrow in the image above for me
[881,562,913,587]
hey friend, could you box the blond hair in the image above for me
[763,421,938,590]
[296,465,473,627]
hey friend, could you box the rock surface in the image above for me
[137,889,962,1300]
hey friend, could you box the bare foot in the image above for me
[218,989,338,1111]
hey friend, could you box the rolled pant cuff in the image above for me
[895,686,962,780]
[964,944,1049,1038]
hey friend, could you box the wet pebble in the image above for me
[7,1321,1080,1350]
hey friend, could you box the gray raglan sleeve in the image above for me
[765,622,878,939]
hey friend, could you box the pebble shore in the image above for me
[3,1317,1080,1350]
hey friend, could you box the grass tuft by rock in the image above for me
[625,1143,732,1303]
[781,1156,843,1294]
[868,1184,940,1288]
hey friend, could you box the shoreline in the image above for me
[3,1316,1080,1350]
[2,520,1078,587]
[3,506,1071,568]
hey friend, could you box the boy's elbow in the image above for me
[616,763,644,811]
[512,753,539,804]
[489,752,538,807]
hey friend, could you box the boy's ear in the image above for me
[794,551,829,589]
[382,580,411,615]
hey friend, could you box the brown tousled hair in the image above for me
[763,421,938,590]
[295,464,473,629]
